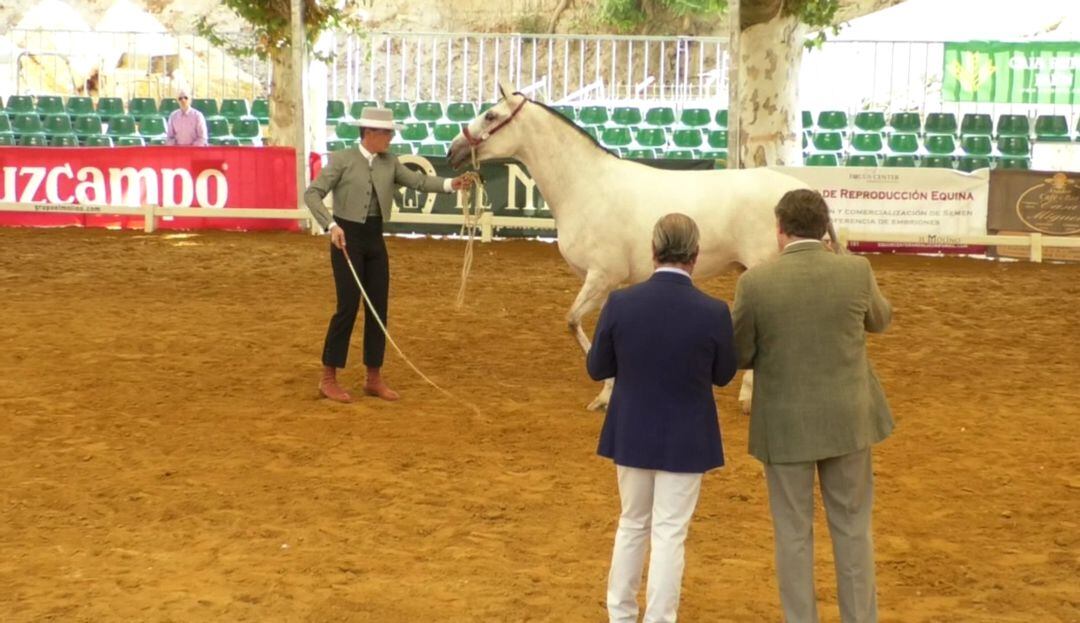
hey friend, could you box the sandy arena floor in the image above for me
[0,227,1078,622]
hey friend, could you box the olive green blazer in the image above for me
[733,242,893,464]
[304,148,449,230]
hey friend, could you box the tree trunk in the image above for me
[266,45,327,154]
[736,10,805,168]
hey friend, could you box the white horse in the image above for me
[448,85,827,411]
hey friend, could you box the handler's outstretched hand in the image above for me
[451,175,475,191]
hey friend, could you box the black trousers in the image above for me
[321,216,389,369]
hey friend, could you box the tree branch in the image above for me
[547,0,573,33]
[741,0,784,31]
[834,0,909,25]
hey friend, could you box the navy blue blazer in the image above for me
[587,271,738,473]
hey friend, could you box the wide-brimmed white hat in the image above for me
[352,107,403,130]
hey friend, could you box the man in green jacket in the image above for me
[733,188,892,623]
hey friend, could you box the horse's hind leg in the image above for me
[567,271,616,411]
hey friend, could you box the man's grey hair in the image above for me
[652,213,700,264]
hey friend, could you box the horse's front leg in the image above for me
[567,271,615,411]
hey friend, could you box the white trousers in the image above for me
[607,465,703,623]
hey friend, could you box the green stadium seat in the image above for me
[116,136,145,146]
[816,110,848,131]
[850,132,884,153]
[158,98,180,117]
[417,143,448,157]
[478,102,496,113]
[128,97,157,118]
[601,127,633,147]
[846,154,880,167]
[0,133,15,146]
[997,136,1030,157]
[231,116,261,140]
[960,113,993,136]
[0,113,10,133]
[413,102,444,123]
[43,113,74,137]
[671,129,703,149]
[349,100,377,119]
[384,101,411,121]
[664,149,697,160]
[389,143,413,155]
[96,97,125,120]
[73,115,104,141]
[802,110,814,129]
[812,131,844,152]
[924,134,956,155]
[139,116,166,139]
[679,108,711,128]
[192,98,219,117]
[1034,115,1070,141]
[700,150,728,164]
[6,95,35,114]
[251,98,270,122]
[996,114,1029,138]
[326,99,346,124]
[432,123,461,142]
[853,111,886,133]
[958,156,992,172]
[707,130,728,149]
[400,122,428,142]
[146,137,168,146]
[107,115,138,137]
[326,140,351,152]
[336,122,360,141]
[84,135,113,147]
[887,133,919,153]
[921,155,954,169]
[644,107,675,127]
[36,95,65,115]
[999,157,1029,169]
[611,106,643,126]
[446,102,478,122]
[582,126,600,140]
[889,112,921,134]
[220,98,249,120]
[923,112,958,135]
[961,135,992,156]
[624,148,655,159]
[206,117,232,139]
[65,96,94,117]
[806,153,839,166]
[883,155,917,167]
[19,133,49,146]
[635,128,666,148]
[210,137,239,146]
[578,106,609,126]
[50,134,79,147]
[714,109,728,128]
[12,113,44,135]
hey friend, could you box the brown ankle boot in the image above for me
[318,366,353,403]
[363,367,400,401]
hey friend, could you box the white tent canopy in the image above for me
[834,0,1080,42]
[96,0,179,69]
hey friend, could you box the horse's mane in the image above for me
[527,98,618,158]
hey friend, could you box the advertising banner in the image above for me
[988,169,1080,261]
[777,166,990,254]
[0,146,299,231]
[943,41,1080,104]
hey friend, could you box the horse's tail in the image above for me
[826,219,847,255]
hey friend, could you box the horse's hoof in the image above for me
[739,400,751,416]
[586,397,608,411]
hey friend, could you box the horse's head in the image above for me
[448,84,529,170]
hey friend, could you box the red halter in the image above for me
[461,93,528,148]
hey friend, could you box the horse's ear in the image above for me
[498,82,511,100]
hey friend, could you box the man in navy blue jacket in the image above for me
[587,212,738,623]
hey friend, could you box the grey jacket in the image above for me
[304,148,450,229]
[732,242,893,464]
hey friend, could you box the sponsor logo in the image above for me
[1,164,229,208]
[1016,173,1080,235]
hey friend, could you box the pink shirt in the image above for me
[166,108,208,146]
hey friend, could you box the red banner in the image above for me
[0,146,299,231]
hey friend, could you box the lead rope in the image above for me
[454,151,487,308]
[341,249,481,416]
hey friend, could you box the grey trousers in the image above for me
[764,447,878,623]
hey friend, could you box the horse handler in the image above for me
[305,107,473,403]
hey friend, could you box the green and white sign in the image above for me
[943,41,1080,104]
